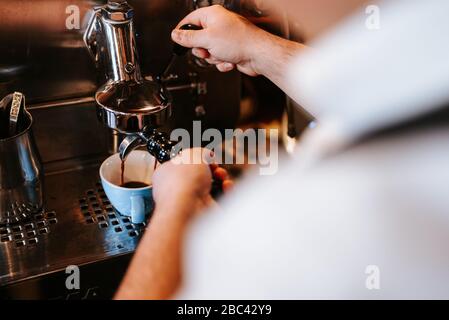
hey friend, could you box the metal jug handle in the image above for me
[8,92,25,137]
[83,8,101,65]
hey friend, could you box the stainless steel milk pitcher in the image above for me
[0,92,43,225]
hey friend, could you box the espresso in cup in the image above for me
[121,181,150,189]
[100,151,155,224]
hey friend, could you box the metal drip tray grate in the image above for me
[78,182,147,238]
[0,203,42,226]
[0,211,58,248]
[0,165,147,292]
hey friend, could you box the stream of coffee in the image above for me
[121,159,125,186]
[120,158,158,187]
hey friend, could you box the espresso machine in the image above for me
[0,0,250,299]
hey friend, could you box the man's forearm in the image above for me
[115,196,205,300]
[252,31,306,98]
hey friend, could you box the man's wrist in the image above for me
[153,191,209,222]
[250,30,304,79]
[246,28,273,76]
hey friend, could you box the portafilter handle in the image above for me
[119,129,224,198]
[119,129,179,163]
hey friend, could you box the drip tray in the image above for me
[78,183,147,239]
[0,210,58,248]
[0,161,146,291]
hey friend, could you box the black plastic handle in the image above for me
[173,24,203,56]
[211,177,224,199]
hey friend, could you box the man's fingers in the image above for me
[192,48,210,59]
[216,62,235,72]
[171,29,209,49]
[222,180,234,193]
[202,56,235,72]
[213,167,229,181]
[212,166,234,193]
[205,57,224,65]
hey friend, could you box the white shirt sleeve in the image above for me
[176,0,449,299]
[177,129,449,299]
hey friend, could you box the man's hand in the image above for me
[115,149,233,300]
[152,148,214,219]
[171,5,270,76]
[152,148,233,220]
[172,5,306,91]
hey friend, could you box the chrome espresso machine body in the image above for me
[84,0,172,134]
[0,0,243,299]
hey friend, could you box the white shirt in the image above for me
[178,0,449,299]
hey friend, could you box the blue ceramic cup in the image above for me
[100,151,155,224]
